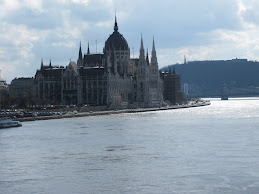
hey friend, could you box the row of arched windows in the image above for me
[39,82,59,91]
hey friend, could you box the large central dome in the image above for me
[104,17,129,51]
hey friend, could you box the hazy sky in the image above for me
[0,0,258,82]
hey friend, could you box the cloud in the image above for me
[1,0,259,83]
[72,0,89,5]
[241,0,259,25]
[0,22,39,80]
[158,25,259,68]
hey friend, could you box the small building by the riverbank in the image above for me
[9,77,34,98]
[161,67,185,105]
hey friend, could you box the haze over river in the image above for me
[1,98,259,193]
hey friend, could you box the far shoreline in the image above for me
[17,101,211,122]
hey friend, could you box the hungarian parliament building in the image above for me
[29,18,182,109]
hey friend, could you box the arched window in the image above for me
[40,83,43,90]
[45,83,48,91]
[50,83,53,91]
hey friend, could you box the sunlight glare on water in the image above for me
[1,98,259,193]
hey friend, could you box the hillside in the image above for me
[163,59,259,97]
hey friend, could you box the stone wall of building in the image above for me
[9,77,34,98]
[161,69,184,105]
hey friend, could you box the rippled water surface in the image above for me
[1,98,259,193]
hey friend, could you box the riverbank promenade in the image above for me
[17,101,210,122]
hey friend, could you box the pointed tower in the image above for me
[103,13,131,108]
[151,37,158,66]
[139,34,145,60]
[149,36,162,107]
[114,14,118,32]
[138,34,146,74]
[146,49,150,65]
[49,59,52,68]
[40,58,43,69]
[77,42,83,67]
[136,34,150,107]
[87,42,90,55]
[79,41,82,60]
[103,12,130,75]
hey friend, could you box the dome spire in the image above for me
[114,12,118,32]
[87,41,90,54]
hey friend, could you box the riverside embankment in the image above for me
[17,101,210,122]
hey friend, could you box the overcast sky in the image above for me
[0,0,259,83]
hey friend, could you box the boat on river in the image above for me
[221,96,228,100]
[0,117,22,129]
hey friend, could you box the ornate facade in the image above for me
[35,17,163,108]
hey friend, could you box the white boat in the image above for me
[0,117,22,129]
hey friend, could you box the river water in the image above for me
[1,98,259,193]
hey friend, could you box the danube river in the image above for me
[1,98,259,193]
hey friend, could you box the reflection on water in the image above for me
[1,98,259,193]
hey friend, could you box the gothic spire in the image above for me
[41,58,43,69]
[49,59,52,67]
[78,41,82,60]
[151,37,158,66]
[140,34,144,51]
[152,36,156,55]
[146,49,149,65]
[139,34,145,58]
[87,41,90,55]
[152,36,156,52]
